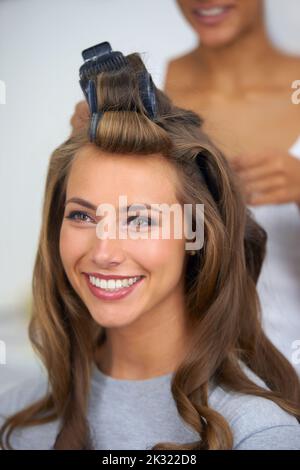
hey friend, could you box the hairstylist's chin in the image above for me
[176,0,261,49]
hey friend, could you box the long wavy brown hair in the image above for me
[1,52,300,450]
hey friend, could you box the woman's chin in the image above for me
[196,27,241,48]
[89,307,141,329]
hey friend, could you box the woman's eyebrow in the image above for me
[122,204,161,213]
[65,198,162,213]
[65,197,96,210]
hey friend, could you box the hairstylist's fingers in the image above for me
[237,160,282,183]
[244,175,286,195]
[70,100,90,132]
[230,152,271,170]
[248,188,291,206]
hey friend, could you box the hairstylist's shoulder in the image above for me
[209,362,300,450]
[164,50,197,94]
[276,52,300,85]
[283,53,300,70]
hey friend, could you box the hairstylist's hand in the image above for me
[231,152,300,207]
[70,100,90,134]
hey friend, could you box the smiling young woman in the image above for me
[0,47,300,451]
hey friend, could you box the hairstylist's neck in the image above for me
[193,21,280,93]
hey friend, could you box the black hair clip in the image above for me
[137,70,157,120]
[79,41,157,142]
[79,41,127,142]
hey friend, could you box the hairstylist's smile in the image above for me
[83,272,146,301]
[192,3,235,26]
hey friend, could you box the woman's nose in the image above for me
[90,234,126,268]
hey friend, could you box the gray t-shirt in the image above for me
[0,362,300,450]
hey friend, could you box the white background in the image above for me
[1,0,300,390]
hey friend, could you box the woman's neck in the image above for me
[192,22,282,93]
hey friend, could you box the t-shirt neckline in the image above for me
[91,362,174,386]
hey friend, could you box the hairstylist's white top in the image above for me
[249,137,300,376]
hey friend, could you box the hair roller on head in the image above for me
[79,41,158,142]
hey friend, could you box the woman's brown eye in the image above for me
[65,210,94,223]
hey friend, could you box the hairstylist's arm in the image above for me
[231,152,300,208]
[70,100,90,134]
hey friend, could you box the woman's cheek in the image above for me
[130,237,185,269]
[59,224,87,271]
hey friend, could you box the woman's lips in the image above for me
[84,273,145,301]
[192,5,234,26]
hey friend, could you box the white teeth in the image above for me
[107,279,115,289]
[197,7,225,16]
[88,275,142,291]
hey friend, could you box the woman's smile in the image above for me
[83,272,146,301]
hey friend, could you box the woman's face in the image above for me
[176,0,263,48]
[59,144,188,329]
